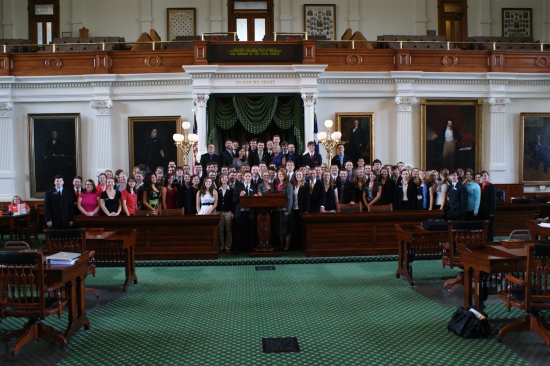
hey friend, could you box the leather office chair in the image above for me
[367,203,393,212]
[3,241,30,251]
[498,243,550,348]
[442,220,488,295]
[0,251,67,358]
[339,203,362,212]
[45,229,99,299]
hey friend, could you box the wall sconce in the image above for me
[316,119,342,164]
[173,121,198,166]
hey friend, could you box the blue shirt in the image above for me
[463,181,481,214]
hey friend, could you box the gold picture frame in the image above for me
[335,112,374,164]
[129,116,182,171]
[420,99,482,172]
[520,113,550,185]
[29,113,81,198]
[167,8,196,40]
[304,4,336,40]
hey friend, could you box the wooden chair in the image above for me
[0,251,67,358]
[3,241,30,251]
[442,220,488,295]
[339,203,362,212]
[45,229,99,299]
[157,208,184,216]
[497,243,550,348]
[367,203,393,212]
[135,210,157,216]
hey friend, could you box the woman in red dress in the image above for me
[161,174,178,209]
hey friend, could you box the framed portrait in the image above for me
[304,4,336,40]
[28,114,81,198]
[519,113,550,185]
[129,116,182,172]
[167,8,196,40]
[420,99,482,172]
[335,112,374,165]
[502,8,532,38]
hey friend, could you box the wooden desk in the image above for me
[395,224,448,286]
[84,229,137,292]
[459,244,527,309]
[525,220,550,239]
[44,252,90,343]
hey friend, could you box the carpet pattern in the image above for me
[1,258,547,365]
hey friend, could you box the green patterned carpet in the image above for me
[0,258,545,365]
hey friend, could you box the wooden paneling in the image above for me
[75,215,219,260]
[494,203,537,236]
[302,210,444,257]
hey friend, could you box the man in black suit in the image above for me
[445,170,467,221]
[220,139,234,168]
[44,175,75,229]
[337,170,355,204]
[349,119,367,163]
[479,170,497,241]
[302,141,322,168]
[331,144,352,170]
[255,141,270,166]
[308,168,326,212]
[232,171,257,254]
[284,143,298,169]
[200,143,221,173]
[72,176,83,216]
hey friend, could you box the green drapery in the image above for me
[207,94,304,152]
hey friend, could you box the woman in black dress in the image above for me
[186,175,201,215]
[322,172,339,212]
[100,178,122,216]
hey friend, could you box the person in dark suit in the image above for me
[331,144,352,170]
[286,143,300,170]
[142,128,165,172]
[393,169,418,210]
[478,170,497,241]
[44,175,75,229]
[200,143,221,173]
[232,171,257,254]
[72,176,83,216]
[349,119,367,163]
[337,170,355,204]
[308,168,326,212]
[302,141,322,169]
[445,170,467,221]
[220,139,235,168]
[254,141,271,166]
[529,134,549,173]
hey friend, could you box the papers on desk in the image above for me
[538,222,550,228]
[46,252,81,265]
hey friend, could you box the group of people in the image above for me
[35,134,496,252]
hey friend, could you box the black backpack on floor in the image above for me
[447,306,492,338]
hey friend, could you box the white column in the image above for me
[279,0,292,32]
[140,0,153,33]
[348,0,360,32]
[193,93,209,157]
[210,0,223,32]
[415,0,427,35]
[90,100,113,176]
[71,0,84,36]
[2,0,15,38]
[479,0,492,36]
[395,97,418,165]
[0,102,14,199]
[487,98,511,177]
[301,93,317,154]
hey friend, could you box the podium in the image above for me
[239,193,287,257]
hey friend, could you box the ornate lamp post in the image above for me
[173,121,198,166]
[317,119,342,164]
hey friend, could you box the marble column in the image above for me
[71,0,84,36]
[2,0,16,38]
[348,0,360,33]
[279,0,292,32]
[487,98,511,175]
[479,0,492,36]
[210,0,223,32]
[394,97,418,165]
[301,93,317,154]
[0,102,14,199]
[545,0,550,43]
[415,0,427,35]
[90,100,113,176]
[140,0,153,33]
[193,93,209,158]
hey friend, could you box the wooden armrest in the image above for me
[44,281,64,292]
[504,274,526,285]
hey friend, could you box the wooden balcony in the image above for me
[1,40,550,76]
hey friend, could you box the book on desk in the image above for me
[46,252,81,265]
